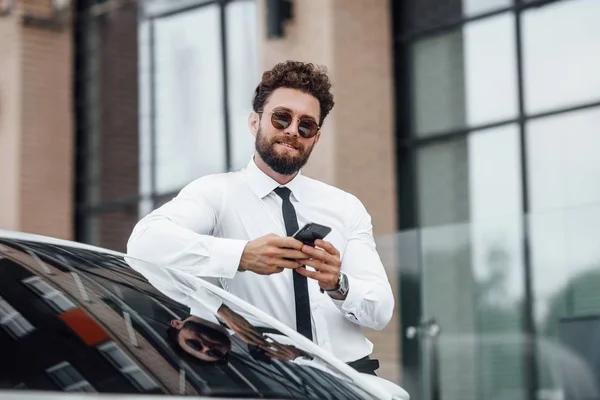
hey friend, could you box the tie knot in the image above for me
[274,186,292,201]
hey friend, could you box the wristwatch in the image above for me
[325,272,349,297]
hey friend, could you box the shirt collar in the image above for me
[245,157,305,201]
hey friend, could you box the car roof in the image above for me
[0,229,126,258]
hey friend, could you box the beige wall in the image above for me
[0,10,22,231]
[0,0,74,240]
[257,0,401,383]
[257,0,398,235]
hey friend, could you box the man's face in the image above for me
[253,88,321,175]
[171,318,231,362]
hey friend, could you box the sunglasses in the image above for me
[268,110,320,139]
[185,339,227,360]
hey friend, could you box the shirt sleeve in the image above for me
[331,194,395,330]
[127,175,248,279]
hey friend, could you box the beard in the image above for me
[255,126,315,175]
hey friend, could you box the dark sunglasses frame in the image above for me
[267,109,321,139]
[185,338,228,361]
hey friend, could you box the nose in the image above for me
[284,118,300,137]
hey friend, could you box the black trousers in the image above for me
[347,355,379,376]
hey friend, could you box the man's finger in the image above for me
[301,259,336,273]
[272,236,305,250]
[315,239,340,257]
[275,259,301,270]
[295,266,321,280]
[301,244,335,264]
[276,248,312,260]
[314,239,340,257]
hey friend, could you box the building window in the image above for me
[22,277,76,313]
[395,0,600,399]
[411,13,517,137]
[0,296,35,339]
[98,341,158,391]
[522,0,600,114]
[153,4,227,194]
[74,0,258,251]
[46,361,96,392]
[142,0,259,199]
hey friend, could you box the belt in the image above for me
[347,355,379,375]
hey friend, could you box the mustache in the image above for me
[273,137,304,151]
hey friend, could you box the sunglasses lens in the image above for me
[298,121,318,138]
[271,111,292,130]
[185,339,202,351]
[270,110,319,138]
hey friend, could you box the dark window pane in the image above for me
[412,14,517,137]
[77,5,139,207]
[87,207,139,252]
[417,124,521,227]
[406,0,512,33]
[407,0,463,33]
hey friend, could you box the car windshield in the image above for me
[0,238,385,399]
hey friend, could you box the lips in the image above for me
[276,141,300,150]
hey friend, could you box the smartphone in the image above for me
[292,222,332,247]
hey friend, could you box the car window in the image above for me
[0,239,377,399]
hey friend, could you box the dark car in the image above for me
[0,230,409,399]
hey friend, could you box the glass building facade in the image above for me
[393,0,600,399]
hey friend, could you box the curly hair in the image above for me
[252,60,335,126]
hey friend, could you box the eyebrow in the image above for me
[275,107,318,122]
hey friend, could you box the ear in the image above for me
[248,111,260,138]
[313,131,322,146]
[170,319,184,329]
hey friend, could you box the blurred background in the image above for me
[1,0,600,399]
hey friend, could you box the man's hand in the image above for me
[296,239,343,296]
[239,233,310,275]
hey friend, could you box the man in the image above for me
[168,305,311,363]
[167,314,232,363]
[127,60,394,375]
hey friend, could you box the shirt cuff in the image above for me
[207,237,248,279]
[330,274,362,324]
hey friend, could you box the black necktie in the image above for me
[273,186,313,341]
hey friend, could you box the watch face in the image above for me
[339,273,349,294]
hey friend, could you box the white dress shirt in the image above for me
[127,158,395,363]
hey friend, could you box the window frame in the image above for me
[97,341,159,391]
[0,295,35,339]
[46,361,96,393]
[22,276,76,313]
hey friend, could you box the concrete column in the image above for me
[0,0,74,240]
[0,11,22,231]
[257,0,397,235]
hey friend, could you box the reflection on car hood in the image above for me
[0,229,408,400]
